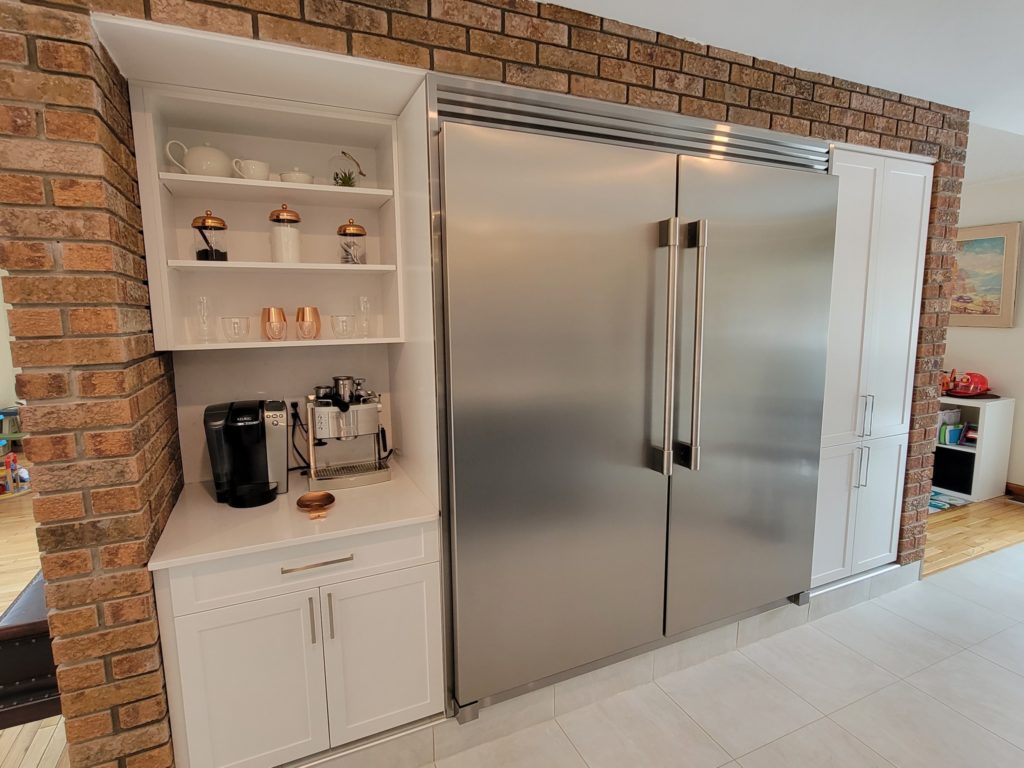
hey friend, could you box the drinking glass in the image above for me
[357,296,371,338]
[192,296,214,343]
[296,320,318,340]
[220,316,251,342]
[264,320,287,341]
[330,314,355,338]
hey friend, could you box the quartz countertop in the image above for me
[149,462,438,571]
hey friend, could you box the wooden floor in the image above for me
[0,493,40,614]
[923,495,1024,575]
[0,717,66,768]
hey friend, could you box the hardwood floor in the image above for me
[923,495,1024,576]
[0,493,40,614]
[0,717,66,768]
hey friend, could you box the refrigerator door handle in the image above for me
[658,217,680,476]
[674,219,707,472]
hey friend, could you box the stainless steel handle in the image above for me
[658,217,680,476]
[860,445,871,487]
[683,219,707,472]
[327,593,336,640]
[281,554,354,575]
[308,596,316,645]
[859,396,869,438]
[853,447,864,488]
[866,395,876,437]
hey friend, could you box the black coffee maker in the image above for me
[204,400,288,508]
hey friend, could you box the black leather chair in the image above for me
[0,572,61,728]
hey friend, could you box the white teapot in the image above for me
[165,141,232,177]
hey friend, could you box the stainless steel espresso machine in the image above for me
[306,375,391,490]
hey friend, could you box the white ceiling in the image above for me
[563,0,1024,137]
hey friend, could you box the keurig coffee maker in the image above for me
[204,400,288,508]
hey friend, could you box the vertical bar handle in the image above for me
[658,217,680,476]
[327,593,336,640]
[859,396,869,438]
[860,445,871,487]
[308,596,317,645]
[682,219,707,472]
[852,447,864,488]
[866,395,876,437]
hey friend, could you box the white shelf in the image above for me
[935,443,976,454]
[159,172,394,209]
[172,337,402,351]
[167,260,396,274]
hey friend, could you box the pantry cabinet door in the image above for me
[821,150,881,448]
[175,589,329,768]
[853,433,909,573]
[811,442,862,588]
[322,563,443,747]
[862,158,932,440]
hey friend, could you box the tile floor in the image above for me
[422,542,1024,767]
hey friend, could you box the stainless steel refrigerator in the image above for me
[440,120,838,707]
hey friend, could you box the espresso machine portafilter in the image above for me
[306,375,391,490]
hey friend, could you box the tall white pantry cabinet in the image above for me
[811,148,933,588]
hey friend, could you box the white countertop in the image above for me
[149,462,438,571]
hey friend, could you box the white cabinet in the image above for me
[852,433,909,572]
[154,518,443,768]
[322,563,444,746]
[812,148,931,588]
[174,590,330,768]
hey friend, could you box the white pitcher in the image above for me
[165,141,232,177]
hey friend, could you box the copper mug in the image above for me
[295,306,321,340]
[260,306,287,341]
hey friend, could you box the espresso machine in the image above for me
[306,375,391,490]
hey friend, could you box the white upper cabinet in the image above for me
[821,152,882,447]
[863,159,932,439]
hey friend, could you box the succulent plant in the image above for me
[334,170,357,187]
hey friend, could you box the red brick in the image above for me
[24,433,77,463]
[569,74,626,103]
[731,65,772,90]
[470,30,535,63]
[571,28,627,58]
[749,90,790,113]
[704,80,747,105]
[540,5,600,29]
[431,0,500,31]
[103,595,154,627]
[708,46,752,65]
[850,91,883,114]
[0,172,44,204]
[256,15,347,52]
[538,44,596,75]
[505,63,567,92]
[680,97,727,122]
[682,53,729,80]
[0,240,52,270]
[150,0,254,37]
[628,86,678,112]
[65,712,113,744]
[52,620,159,665]
[110,646,161,680]
[392,13,466,49]
[49,605,99,636]
[655,70,703,97]
[117,694,167,729]
[0,31,26,64]
[813,83,850,107]
[8,307,61,337]
[727,106,770,129]
[629,41,680,70]
[350,34,429,68]
[68,721,169,767]
[58,660,107,693]
[35,39,92,75]
[125,744,173,768]
[505,12,567,45]
[99,540,149,569]
[599,57,652,86]
[0,104,36,136]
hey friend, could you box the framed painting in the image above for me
[951,222,1021,327]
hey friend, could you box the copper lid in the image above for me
[337,218,366,237]
[191,209,226,230]
[269,203,301,223]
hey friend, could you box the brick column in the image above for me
[0,2,181,767]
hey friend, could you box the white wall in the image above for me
[944,175,1024,484]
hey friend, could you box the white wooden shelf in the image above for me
[935,443,976,453]
[159,173,394,209]
[172,337,402,351]
[167,260,396,274]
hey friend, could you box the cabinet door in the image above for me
[821,150,882,447]
[811,443,862,588]
[175,589,329,768]
[852,433,909,573]
[322,563,443,747]
[862,158,932,439]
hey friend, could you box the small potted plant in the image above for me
[330,150,367,187]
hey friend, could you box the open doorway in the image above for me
[924,124,1024,575]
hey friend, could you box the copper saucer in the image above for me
[297,491,335,512]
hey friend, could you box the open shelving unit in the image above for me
[933,396,1015,502]
[132,84,406,350]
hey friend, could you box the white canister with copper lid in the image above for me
[269,203,301,263]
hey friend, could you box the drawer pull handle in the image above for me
[308,597,316,645]
[281,554,354,575]
[327,593,336,640]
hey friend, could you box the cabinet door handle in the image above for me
[853,447,864,488]
[861,445,871,487]
[866,394,876,436]
[859,395,869,437]
[281,554,354,575]
[327,593,336,640]
[308,596,317,645]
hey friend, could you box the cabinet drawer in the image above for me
[167,521,439,616]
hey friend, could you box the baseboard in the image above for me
[1006,482,1024,501]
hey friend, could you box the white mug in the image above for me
[281,167,313,184]
[233,158,270,180]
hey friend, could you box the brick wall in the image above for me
[0,2,182,767]
[0,1,964,767]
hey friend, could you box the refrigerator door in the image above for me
[666,156,838,637]
[442,122,675,705]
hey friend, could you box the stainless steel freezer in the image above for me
[439,117,838,708]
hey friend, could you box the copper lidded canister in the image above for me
[192,209,228,261]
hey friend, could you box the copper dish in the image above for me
[297,491,335,512]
